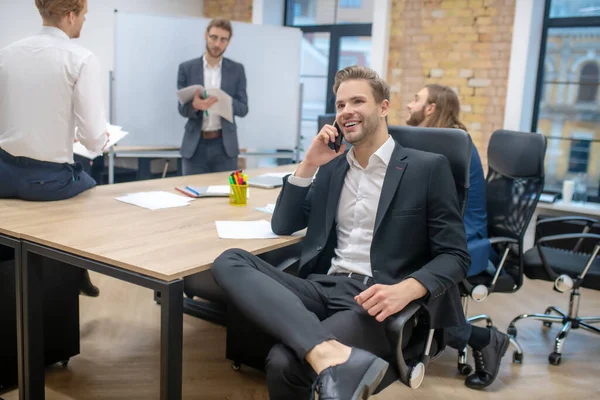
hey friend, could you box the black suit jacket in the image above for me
[271,139,470,328]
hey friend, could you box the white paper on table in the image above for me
[73,124,129,159]
[176,85,233,122]
[215,220,279,239]
[205,185,231,195]
[115,191,193,210]
[260,172,292,179]
[188,185,249,198]
[256,204,276,214]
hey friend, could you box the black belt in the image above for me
[333,272,374,286]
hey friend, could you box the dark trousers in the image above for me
[446,323,472,350]
[0,148,96,201]
[212,249,393,400]
[182,137,238,175]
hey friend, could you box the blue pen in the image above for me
[185,186,200,196]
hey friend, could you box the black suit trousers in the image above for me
[212,248,393,400]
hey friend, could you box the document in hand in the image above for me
[176,84,233,123]
[215,220,279,239]
[73,124,129,159]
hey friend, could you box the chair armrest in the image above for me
[536,233,600,285]
[536,217,598,252]
[386,302,431,388]
[537,233,600,246]
[537,216,598,227]
[488,237,518,245]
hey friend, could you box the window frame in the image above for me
[531,0,600,132]
[284,0,372,114]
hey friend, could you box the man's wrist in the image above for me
[295,161,318,179]
[399,278,428,301]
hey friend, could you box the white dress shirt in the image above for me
[202,55,222,132]
[288,136,395,277]
[0,26,107,164]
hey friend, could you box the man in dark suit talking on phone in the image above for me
[210,66,470,399]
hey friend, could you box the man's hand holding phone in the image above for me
[295,122,346,178]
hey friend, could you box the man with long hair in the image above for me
[406,84,509,389]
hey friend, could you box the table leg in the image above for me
[160,279,183,400]
[19,247,45,400]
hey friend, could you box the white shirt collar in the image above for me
[202,54,223,70]
[39,26,70,41]
[347,135,395,170]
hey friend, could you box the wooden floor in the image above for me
[3,272,600,400]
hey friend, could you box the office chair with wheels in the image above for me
[385,125,472,388]
[456,129,547,372]
[508,216,600,365]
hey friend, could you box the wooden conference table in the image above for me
[0,166,302,400]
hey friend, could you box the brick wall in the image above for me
[203,0,253,22]
[386,0,516,169]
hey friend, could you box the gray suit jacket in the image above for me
[177,56,248,159]
[271,140,471,329]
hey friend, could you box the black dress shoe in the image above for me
[79,271,100,297]
[311,348,389,400]
[465,327,509,390]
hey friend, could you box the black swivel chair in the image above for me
[385,125,472,388]
[226,125,472,391]
[507,216,600,365]
[455,129,547,373]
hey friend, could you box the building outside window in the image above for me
[533,0,600,200]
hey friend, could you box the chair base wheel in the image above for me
[507,326,517,338]
[543,321,552,328]
[458,363,472,376]
[512,351,523,364]
[409,362,425,389]
[549,352,561,366]
[231,362,241,371]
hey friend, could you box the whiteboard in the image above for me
[112,11,302,150]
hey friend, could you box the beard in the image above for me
[206,44,225,58]
[345,112,380,145]
[406,108,426,127]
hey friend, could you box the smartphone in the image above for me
[331,121,344,153]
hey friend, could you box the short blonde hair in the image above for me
[333,65,390,104]
[35,0,85,22]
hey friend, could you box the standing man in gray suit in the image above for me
[177,18,249,175]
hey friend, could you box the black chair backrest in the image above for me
[486,130,547,242]
[317,114,336,133]
[388,125,472,216]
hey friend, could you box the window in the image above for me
[340,0,361,8]
[285,0,373,26]
[577,62,599,102]
[550,0,600,18]
[285,0,372,158]
[532,0,600,200]
[568,134,593,173]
